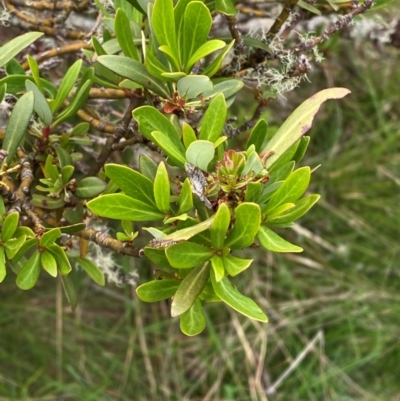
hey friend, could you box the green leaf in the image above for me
[171,263,210,316]
[0,32,43,67]
[292,136,310,164]
[11,238,38,264]
[185,140,215,171]
[225,203,261,249]
[2,91,34,166]
[268,194,320,225]
[181,2,212,68]
[41,250,58,277]
[210,255,225,282]
[1,212,19,242]
[154,162,170,213]
[202,78,243,100]
[145,49,171,81]
[159,45,181,71]
[178,178,194,214]
[139,154,158,181]
[215,0,236,15]
[0,247,6,283]
[16,250,41,290]
[182,122,197,149]
[143,247,174,269]
[211,272,267,322]
[76,257,105,286]
[162,215,214,242]
[199,93,226,143]
[98,55,170,98]
[257,226,303,253]
[61,165,74,184]
[298,0,321,14]
[61,274,78,311]
[105,163,156,205]
[245,182,262,203]
[166,242,213,268]
[263,88,351,168]
[92,36,107,56]
[152,131,187,168]
[186,40,226,73]
[87,194,164,221]
[222,254,252,276]
[25,80,52,126]
[31,195,65,210]
[136,280,180,302]
[4,235,26,260]
[265,167,311,214]
[246,118,268,153]
[75,177,107,199]
[177,75,213,99]
[115,9,139,60]
[6,59,25,76]
[55,146,72,169]
[46,244,72,275]
[267,203,295,220]
[202,40,235,77]
[180,298,206,336]
[0,196,5,220]
[51,59,82,113]
[0,83,6,104]
[59,223,86,235]
[40,228,62,247]
[210,202,230,250]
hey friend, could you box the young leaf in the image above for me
[246,118,268,152]
[136,280,180,302]
[171,263,210,317]
[0,32,43,67]
[178,178,194,214]
[222,254,253,277]
[180,298,206,336]
[201,40,235,77]
[97,55,170,98]
[0,247,6,283]
[75,257,105,286]
[185,140,215,171]
[87,194,164,221]
[265,167,311,214]
[2,91,34,166]
[161,216,214,242]
[210,202,230,250]
[0,83,6,104]
[40,228,62,247]
[262,88,351,168]
[210,255,225,282]
[181,2,212,68]
[4,235,26,260]
[46,244,72,274]
[186,40,226,73]
[154,162,170,213]
[41,250,58,277]
[105,163,156,205]
[1,212,19,243]
[152,131,187,167]
[199,93,226,143]
[166,242,213,268]
[257,226,303,253]
[11,238,38,264]
[25,80,52,127]
[224,203,261,249]
[115,9,139,60]
[211,272,268,322]
[182,122,197,149]
[16,250,41,290]
[75,177,107,198]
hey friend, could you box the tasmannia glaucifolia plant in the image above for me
[0,0,377,335]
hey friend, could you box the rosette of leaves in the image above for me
[87,87,350,336]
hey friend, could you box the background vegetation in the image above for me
[1,4,400,401]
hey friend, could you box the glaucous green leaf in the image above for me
[263,88,351,168]
[177,75,213,99]
[171,263,210,316]
[0,32,43,68]
[210,202,230,250]
[75,177,107,198]
[223,254,252,276]
[166,242,213,268]
[105,163,156,205]
[265,167,311,214]
[61,274,78,311]
[180,298,206,336]
[225,203,261,249]
[202,78,243,100]
[98,55,170,98]
[246,118,268,153]
[210,255,225,282]
[178,178,193,214]
[16,250,41,290]
[186,40,226,73]
[1,212,19,242]
[40,228,62,247]
[115,9,139,60]
[267,194,320,225]
[87,194,164,221]
[199,93,226,143]
[211,272,268,322]
[25,80,52,127]
[41,250,58,277]
[76,257,105,286]
[4,235,26,260]
[257,226,303,252]
[136,280,180,302]
[185,140,215,171]
[2,91,34,166]
[154,162,170,213]
[0,247,6,283]
[46,244,72,275]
